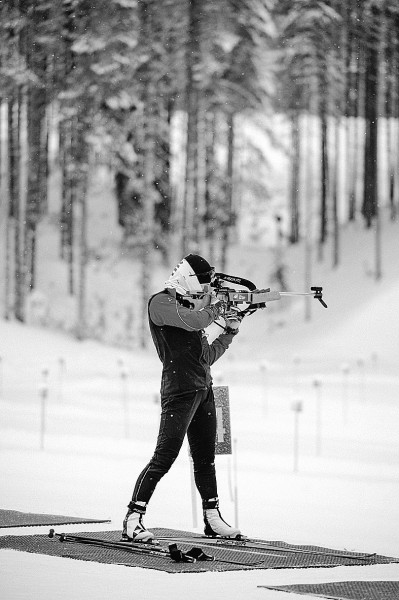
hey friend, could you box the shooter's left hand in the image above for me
[224,316,241,330]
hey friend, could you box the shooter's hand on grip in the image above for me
[223,312,242,334]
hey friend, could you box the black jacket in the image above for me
[148,289,236,398]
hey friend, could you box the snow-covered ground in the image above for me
[1,216,399,600]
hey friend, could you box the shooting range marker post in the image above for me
[214,386,232,455]
[58,357,66,401]
[291,399,303,473]
[259,360,269,416]
[313,378,323,456]
[214,386,239,528]
[341,362,350,424]
[118,358,129,438]
[39,383,48,450]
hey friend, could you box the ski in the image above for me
[154,535,377,563]
[224,537,377,562]
[47,529,261,566]
[48,529,195,562]
[117,537,264,566]
[154,535,284,562]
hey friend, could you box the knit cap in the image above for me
[184,254,214,284]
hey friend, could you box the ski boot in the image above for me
[203,498,241,538]
[122,501,155,543]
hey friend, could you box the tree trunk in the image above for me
[76,173,88,340]
[362,29,378,228]
[195,95,206,254]
[353,44,366,222]
[25,85,47,292]
[4,218,12,320]
[220,112,234,272]
[153,99,173,264]
[139,0,156,348]
[3,101,12,320]
[0,100,2,191]
[76,194,87,341]
[374,6,387,280]
[348,24,362,223]
[60,117,75,294]
[289,111,300,244]
[304,110,314,322]
[8,94,24,321]
[182,0,201,255]
[332,9,348,268]
[388,19,398,221]
[74,118,89,340]
[302,66,319,321]
[332,116,340,268]
[318,109,328,261]
[347,110,360,221]
[205,111,217,263]
[345,0,355,222]
[140,109,156,348]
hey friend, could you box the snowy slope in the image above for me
[1,215,399,600]
[229,215,399,365]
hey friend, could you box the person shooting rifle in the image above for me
[122,254,243,543]
[122,254,327,544]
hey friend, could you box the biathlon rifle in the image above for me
[184,272,327,321]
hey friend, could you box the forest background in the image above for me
[0,0,398,348]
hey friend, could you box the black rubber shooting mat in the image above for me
[0,528,398,574]
[0,509,110,528]
[259,581,399,600]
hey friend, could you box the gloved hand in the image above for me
[210,299,224,318]
[224,315,241,332]
[202,292,213,307]
[224,319,240,329]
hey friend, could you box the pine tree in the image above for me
[362,4,379,229]
[1,0,29,321]
[23,0,53,294]
[274,0,341,259]
[386,6,399,220]
[55,0,140,336]
[183,0,273,262]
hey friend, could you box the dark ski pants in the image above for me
[132,386,218,505]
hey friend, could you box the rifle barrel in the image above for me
[279,292,315,297]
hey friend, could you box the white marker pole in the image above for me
[58,357,66,402]
[39,383,48,450]
[313,379,322,456]
[292,400,303,472]
[357,358,365,403]
[227,455,234,501]
[341,363,350,424]
[39,367,49,450]
[260,362,268,416]
[120,367,129,438]
[292,356,301,396]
